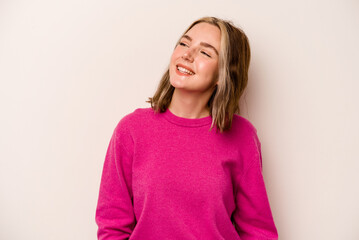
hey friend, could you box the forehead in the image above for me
[184,22,221,49]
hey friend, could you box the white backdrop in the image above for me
[0,0,358,239]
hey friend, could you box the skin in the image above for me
[168,22,221,119]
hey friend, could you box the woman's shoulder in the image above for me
[231,114,262,157]
[114,107,155,131]
[122,107,154,120]
[231,113,258,136]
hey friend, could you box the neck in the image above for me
[168,88,212,119]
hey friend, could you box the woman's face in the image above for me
[169,22,221,94]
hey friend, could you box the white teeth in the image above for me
[177,66,194,75]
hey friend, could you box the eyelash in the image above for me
[179,42,212,58]
[201,51,211,57]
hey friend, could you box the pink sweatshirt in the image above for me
[95,107,278,240]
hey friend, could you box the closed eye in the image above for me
[201,51,211,57]
[179,42,188,47]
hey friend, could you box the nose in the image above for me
[182,48,194,62]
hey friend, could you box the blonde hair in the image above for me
[146,16,251,133]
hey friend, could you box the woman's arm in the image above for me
[95,127,136,240]
[232,128,278,240]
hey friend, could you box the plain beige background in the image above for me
[1,0,358,239]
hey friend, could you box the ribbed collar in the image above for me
[162,108,213,127]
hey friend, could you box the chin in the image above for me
[168,74,183,89]
[169,78,183,89]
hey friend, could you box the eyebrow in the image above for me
[181,35,219,56]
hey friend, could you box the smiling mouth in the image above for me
[176,65,195,75]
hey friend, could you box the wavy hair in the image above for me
[146,16,251,133]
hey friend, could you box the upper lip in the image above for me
[176,63,195,74]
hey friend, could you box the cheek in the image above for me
[170,53,176,65]
[169,53,177,72]
[197,61,219,78]
[169,52,179,78]
[171,47,181,61]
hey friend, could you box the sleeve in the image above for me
[95,125,136,240]
[232,127,278,240]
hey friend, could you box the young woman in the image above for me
[95,16,278,240]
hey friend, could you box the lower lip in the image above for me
[175,67,194,76]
